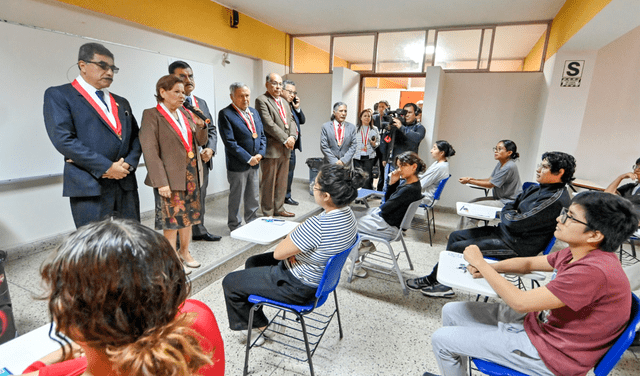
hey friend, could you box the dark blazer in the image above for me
[320,121,358,166]
[290,105,305,151]
[43,83,142,197]
[139,107,208,191]
[255,93,297,159]
[218,104,267,172]
[193,95,218,170]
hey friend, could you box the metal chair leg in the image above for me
[333,291,343,339]
[297,314,315,376]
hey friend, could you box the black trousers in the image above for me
[354,156,375,190]
[69,180,140,228]
[222,252,317,330]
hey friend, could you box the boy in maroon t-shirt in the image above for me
[425,192,638,376]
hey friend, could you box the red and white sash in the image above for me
[71,79,122,136]
[156,104,193,156]
[232,105,257,135]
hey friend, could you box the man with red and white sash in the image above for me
[43,43,141,228]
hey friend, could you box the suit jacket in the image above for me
[139,107,208,190]
[255,93,297,159]
[290,105,305,151]
[192,95,218,170]
[43,83,142,197]
[218,104,267,172]
[320,121,358,166]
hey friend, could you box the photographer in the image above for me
[379,103,426,193]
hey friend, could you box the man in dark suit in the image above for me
[219,83,267,231]
[373,100,390,191]
[255,73,297,217]
[168,61,221,241]
[281,80,305,206]
[43,43,141,228]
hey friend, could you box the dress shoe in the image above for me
[274,210,295,218]
[180,256,201,268]
[192,232,222,241]
[284,197,299,205]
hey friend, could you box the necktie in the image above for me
[185,97,192,106]
[95,90,109,112]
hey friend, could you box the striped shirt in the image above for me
[287,206,358,287]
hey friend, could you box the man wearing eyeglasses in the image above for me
[43,43,141,228]
[280,80,305,206]
[408,151,576,298]
[255,73,297,218]
[605,158,640,208]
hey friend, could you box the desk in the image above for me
[230,218,299,245]
[456,202,500,221]
[0,323,66,374]
[571,179,605,192]
[467,183,490,197]
[437,251,499,298]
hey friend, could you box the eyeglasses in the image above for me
[537,163,551,171]
[493,147,505,152]
[633,164,640,170]
[268,81,283,87]
[85,60,119,73]
[559,207,590,227]
[283,89,297,95]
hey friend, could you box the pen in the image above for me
[261,218,285,222]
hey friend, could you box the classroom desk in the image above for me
[456,202,501,222]
[230,218,298,245]
[0,323,67,375]
[437,251,499,298]
[467,183,490,197]
[570,178,605,192]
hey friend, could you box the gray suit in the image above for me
[320,121,357,167]
[255,92,297,216]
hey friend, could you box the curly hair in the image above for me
[40,219,213,376]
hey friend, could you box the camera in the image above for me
[380,108,407,130]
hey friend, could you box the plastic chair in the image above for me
[347,198,424,295]
[412,175,451,246]
[242,235,360,376]
[354,188,384,208]
[619,234,638,262]
[470,293,640,376]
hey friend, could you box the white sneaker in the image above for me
[353,261,368,278]
[241,329,265,346]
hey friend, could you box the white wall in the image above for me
[331,68,361,125]
[284,74,333,182]
[0,0,285,249]
[436,73,545,208]
[573,24,640,186]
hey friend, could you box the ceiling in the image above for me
[213,0,567,35]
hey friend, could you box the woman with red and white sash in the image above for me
[140,75,208,270]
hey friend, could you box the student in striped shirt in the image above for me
[222,164,365,344]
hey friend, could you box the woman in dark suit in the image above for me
[140,75,208,269]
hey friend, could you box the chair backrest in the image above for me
[593,293,640,376]
[542,236,556,255]
[399,198,425,231]
[433,174,452,201]
[315,234,360,300]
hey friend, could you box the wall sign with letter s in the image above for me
[561,60,585,87]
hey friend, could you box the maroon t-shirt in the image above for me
[524,248,631,376]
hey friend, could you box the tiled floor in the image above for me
[3,181,640,375]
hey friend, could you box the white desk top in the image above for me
[230,218,299,245]
[456,202,501,221]
[437,251,499,298]
[0,323,66,374]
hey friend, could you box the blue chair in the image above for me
[355,188,384,208]
[412,175,451,246]
[470,293,640,376]
[242,235,360,376]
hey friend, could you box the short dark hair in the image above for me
[403,103,419,114]
[571,192,640,253]
[395,151,427,175]
[378,100,390,108]
[330,102,347,121]
[168,60,191,74]
[542,151,576,184]
[154,75,184,103]
[435,140,456,158]
[283,79,295,87]
[499,140,519,160]
[78,43,113,62]
[635,157,640,166]
[316,164,365,207]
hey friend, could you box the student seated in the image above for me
[605,157,640,207]
[422,192,639,376]
[407,151,576,297]
[352,151,426,278]
[21,219,224,376]
[222,164,363,344]
[420,140,455,203]
[456,139,522,229]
